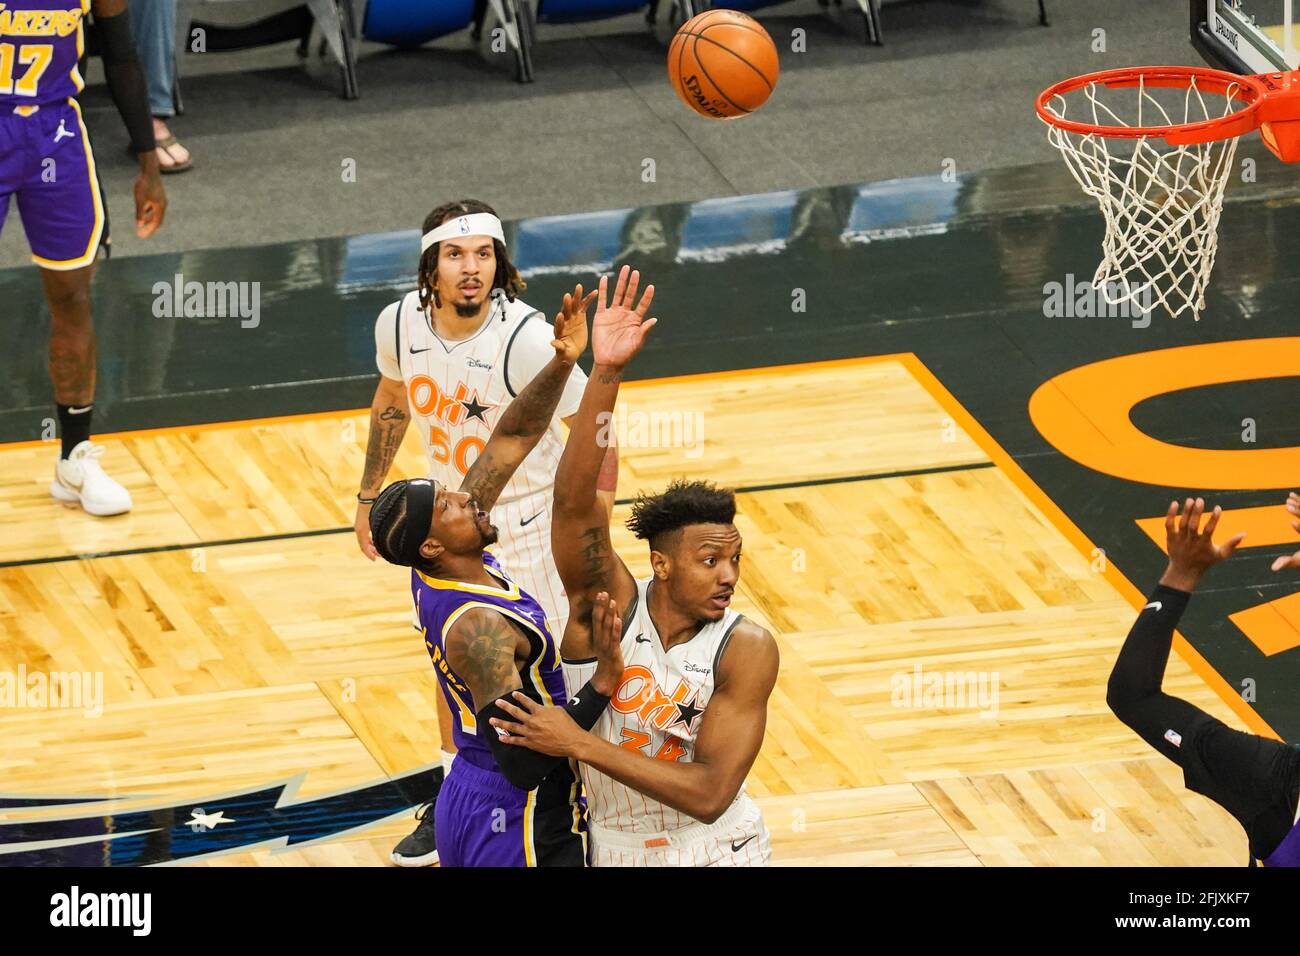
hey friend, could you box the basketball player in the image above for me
[353,200,616,865]
[2,0,166,514]
[1106,496,1300,866]
[366,285,623,867]
[489,265,781,867]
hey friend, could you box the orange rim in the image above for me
[1036,65,1267,145]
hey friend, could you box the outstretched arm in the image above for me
[552,267,657,655]
[458,284,594,514]
[491,621,779,824]
[1106,498,1245,756]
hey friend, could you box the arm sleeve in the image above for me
[477,682,611,791]
[374,301,402,381]
[503,313,588,419]
[95,11,156,154]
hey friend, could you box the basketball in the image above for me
[668,10,779,120]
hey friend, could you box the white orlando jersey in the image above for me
[374,288,585,512]
[574,576,746,833]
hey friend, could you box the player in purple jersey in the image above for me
[1,0,165,515]
[368,282,623,867]
[1106,496,1300,867]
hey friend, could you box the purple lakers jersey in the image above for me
[0,1,89,108]
[414,551,569,775]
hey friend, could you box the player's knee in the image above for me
[44,279,93,320]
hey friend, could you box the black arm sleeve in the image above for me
[477,680,613,792]
[95,11,156,154]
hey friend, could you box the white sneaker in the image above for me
[50,440,133,516]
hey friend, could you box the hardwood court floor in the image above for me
[0,356,1250,866]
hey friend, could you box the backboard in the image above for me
[1192,0,1300,73]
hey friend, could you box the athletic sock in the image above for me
[56,403,94,459]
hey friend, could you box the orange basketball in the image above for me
[668,10,779,120]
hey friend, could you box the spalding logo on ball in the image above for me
[668,10,779,120]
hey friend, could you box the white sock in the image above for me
[441,749,457,776]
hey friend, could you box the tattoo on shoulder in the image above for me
[453,611,519,703]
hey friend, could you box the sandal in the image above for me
[126,134,193,174]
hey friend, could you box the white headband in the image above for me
[421,213,506,254]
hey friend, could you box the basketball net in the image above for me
[1039,75,1246,321]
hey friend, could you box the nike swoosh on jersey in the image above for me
[409,345,433,354]
[731,834,757,852]
[520,511,544,527]
[634,634,650,644]
[1144,601,1163,612]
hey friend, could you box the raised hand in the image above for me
[590,591,625,697]
[592,265,657,369]
[1270,491,1300,572]
[1160,497,1247,591]
[551,283,597,365]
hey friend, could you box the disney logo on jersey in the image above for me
[682,661,711,677]
[466,358,493,371]
[611,665,707,735]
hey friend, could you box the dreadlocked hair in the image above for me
[626,479,737,553]
[416,199,525,314]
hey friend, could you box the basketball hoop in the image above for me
[1036,66,1300,320]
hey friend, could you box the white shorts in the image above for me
[587,794,771,867]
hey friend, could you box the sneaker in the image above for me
[51,440,132,516]
[391,802,438,867]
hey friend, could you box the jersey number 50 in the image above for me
[428,426,486,477]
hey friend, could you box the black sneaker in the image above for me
[391,802,439,867]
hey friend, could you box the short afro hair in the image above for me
[626,479,737,552]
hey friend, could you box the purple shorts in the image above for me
[0,99,106,271]
[434,756,586,867]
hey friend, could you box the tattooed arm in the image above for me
[355,375,411,559]
[553,267,656,659]
[446,606,571,790]
[458,283,594,514]
[446,607,527,711]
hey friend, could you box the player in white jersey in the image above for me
[489,266,780,867]
[353,200,616,866]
